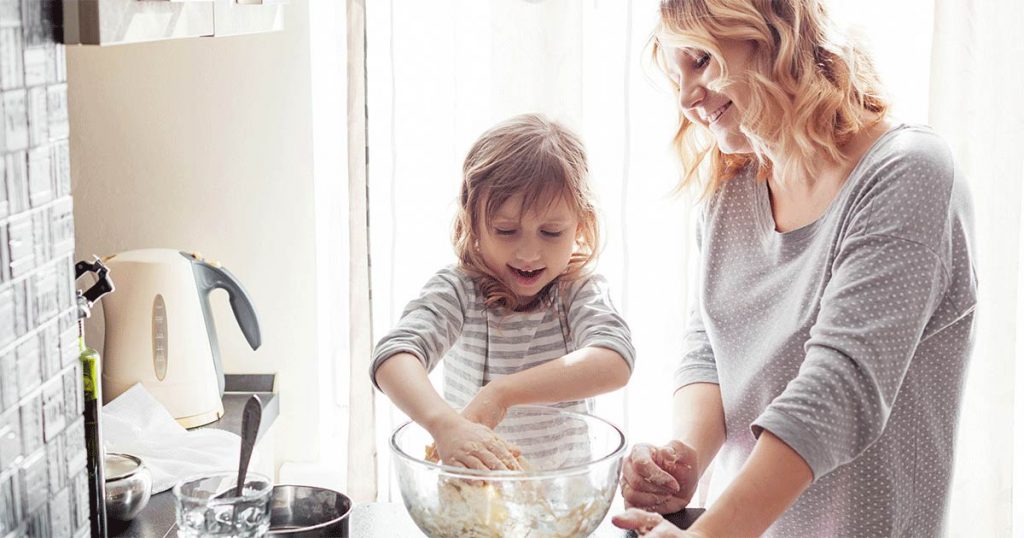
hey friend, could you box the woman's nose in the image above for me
[678,74,705,111]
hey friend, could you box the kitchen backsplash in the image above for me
[0,0,89,536]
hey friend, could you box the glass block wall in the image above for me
[0,0,88,536]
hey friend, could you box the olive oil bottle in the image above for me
[75,258,114,538]
[77,302,106,538]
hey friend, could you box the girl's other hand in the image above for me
[621,441,699,514]
[460,382,508,430]
[612,508,704,537]
[431,414,522,471]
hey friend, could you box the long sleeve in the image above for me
[751,135,962,480]
[564,275,636,371]
[675,210,718,390]
[369,267,468,392]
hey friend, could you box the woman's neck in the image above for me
[766,117,893,232]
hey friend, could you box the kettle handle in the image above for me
[192,261,263,350]
[186,253,262,396]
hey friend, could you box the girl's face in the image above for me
[477,194,580,302]
[662,38,756,154]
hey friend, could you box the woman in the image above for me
[613,1,977,536]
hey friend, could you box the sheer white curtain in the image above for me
[358,1,1021,533]
[926,1,1024,536]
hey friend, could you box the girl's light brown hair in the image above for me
[650,0,889,197]
[452,114,599,311]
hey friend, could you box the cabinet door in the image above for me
[62,0,286,45]
[213,0,284,38]
[63,0,215,45]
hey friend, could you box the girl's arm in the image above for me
[376,352,522,470]
[470,345,630,424]
[375,352,461,434]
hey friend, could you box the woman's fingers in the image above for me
[654,441,697,493]
[624,445,681,493]
[621,480,675,510]
[612,508,666,532]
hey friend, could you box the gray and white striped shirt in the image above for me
[371,266,634,464]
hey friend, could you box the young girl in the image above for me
[370,113,635,471]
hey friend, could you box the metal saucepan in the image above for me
[268,484,352,537]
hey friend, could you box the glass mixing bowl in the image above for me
[390,405,626,538]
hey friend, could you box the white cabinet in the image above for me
[62,0,285,46]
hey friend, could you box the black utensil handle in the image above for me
[236,395,263,496]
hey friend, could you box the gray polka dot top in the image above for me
[675,124,977,537]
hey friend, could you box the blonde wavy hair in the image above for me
[452,114,600,311]
[650,0,890,196]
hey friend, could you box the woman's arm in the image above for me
[672,382,726,480]
[688,431,812,537]
[464,346,630,427]
[619,383,725,514]
[615,428,811,537]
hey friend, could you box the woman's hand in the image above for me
[612,508,705,537]
[621,441,699,514]
[430,414,522,471]
[461,382,508,430]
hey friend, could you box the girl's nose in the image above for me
[515,242,542,263]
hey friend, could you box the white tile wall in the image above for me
[0,0,85,535]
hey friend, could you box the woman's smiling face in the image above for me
[477,193,580,302]
[661,37,756,154]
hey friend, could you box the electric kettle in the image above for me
[100,249,261,428]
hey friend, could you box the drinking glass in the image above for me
[173,471,273,538]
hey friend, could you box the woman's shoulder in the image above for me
[843,123,958,207]
[841,123,970,246]
[862,123,956,184]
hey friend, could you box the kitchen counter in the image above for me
[108,375,279,538]
[108,374,704,537]
[350,502,704,536]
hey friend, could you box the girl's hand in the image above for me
[612,508,705,537]
[431,415,522,471]
[621,441,699,514]
[460,381,509,430]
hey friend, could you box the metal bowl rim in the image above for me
[389,404,627,480]
[105,452,147,482]
[268,484,352,534]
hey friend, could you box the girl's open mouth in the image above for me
[510,266,544,285]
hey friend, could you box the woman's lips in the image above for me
[708,101,732,124]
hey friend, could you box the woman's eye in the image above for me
[694,52,711,69]
[541,230,563,238]
[495,228,516,236]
